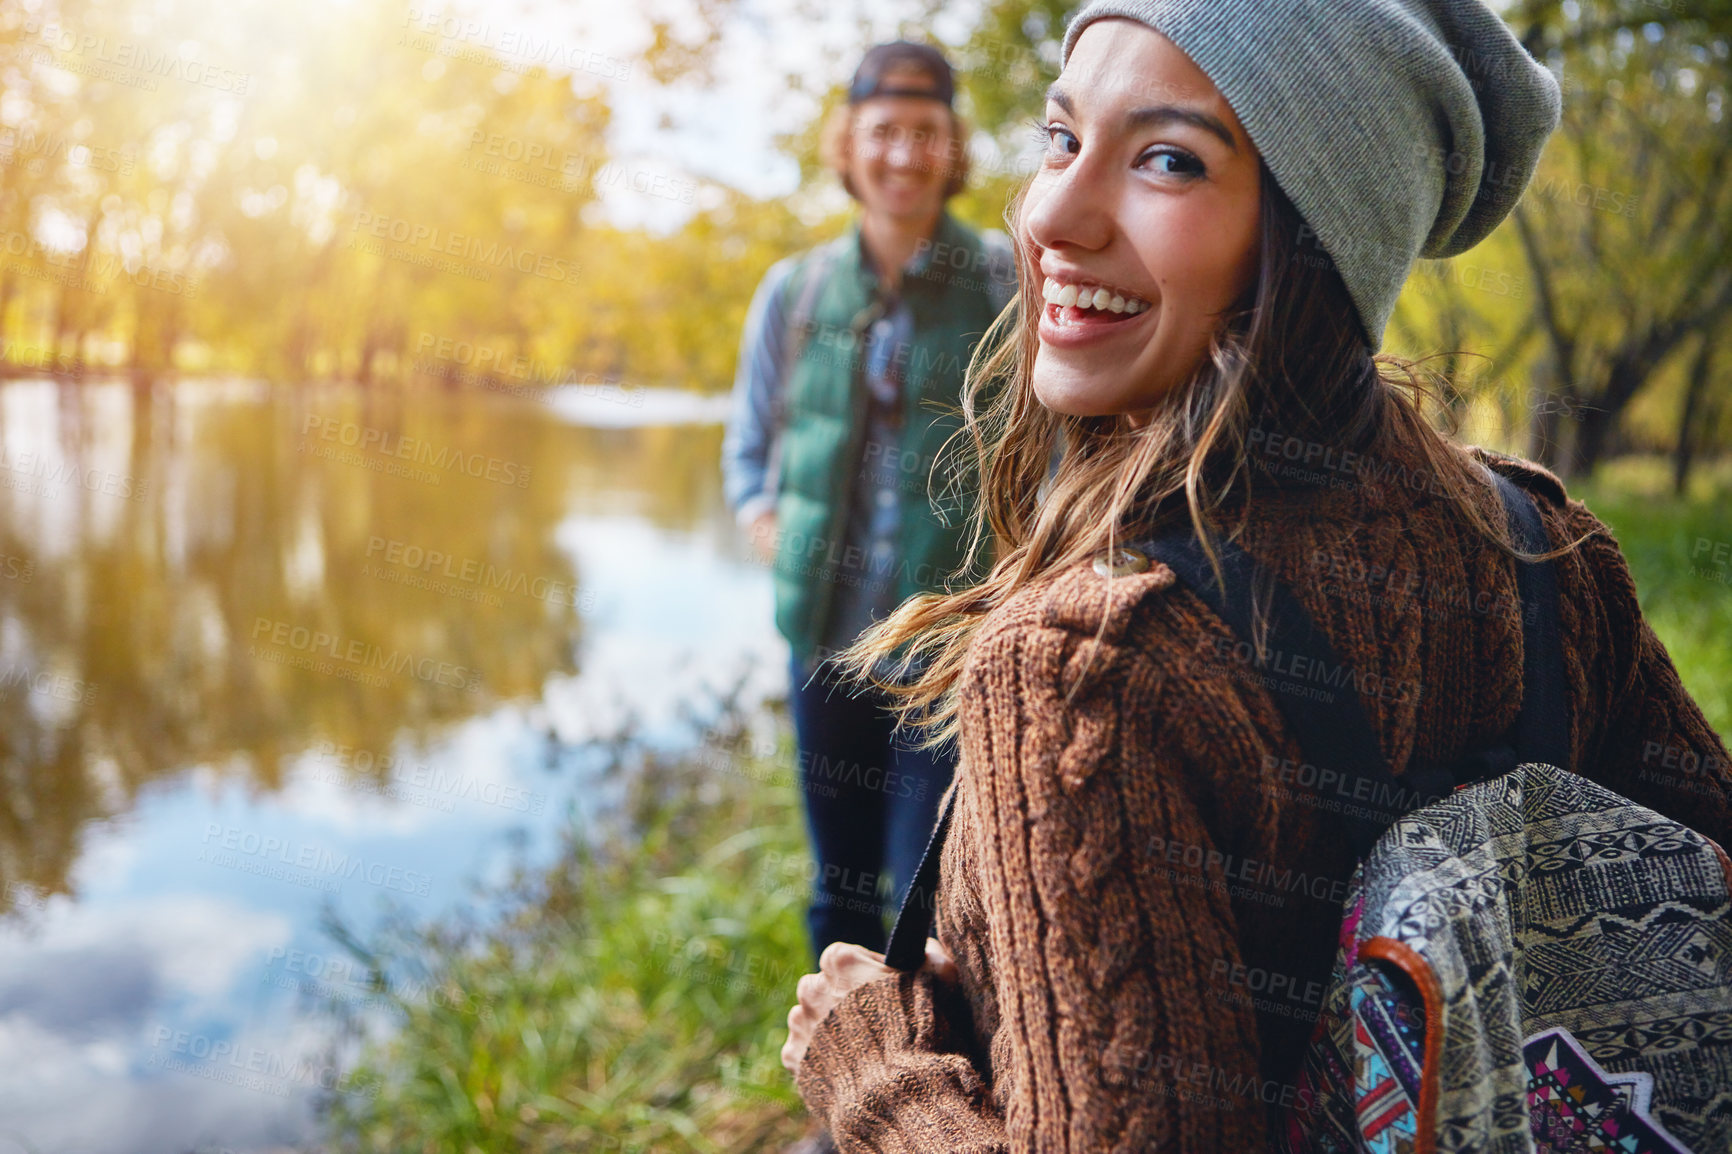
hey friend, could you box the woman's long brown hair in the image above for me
[829,160,1583,749]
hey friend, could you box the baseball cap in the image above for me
[847,41,955,107]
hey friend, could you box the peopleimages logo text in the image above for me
[300,414,530,487]
[0,443,148,499]
[349,211,579,284]
[364,536,586,607]
[250,617,480,690]
[201,825,432,896]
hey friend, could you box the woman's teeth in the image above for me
[1042,278,1150,315]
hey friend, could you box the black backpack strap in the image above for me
[1138,529,1438,859]
[1488,469,1571,772]
[881,468,1571,969]
[885,782,956,971]
[1138,471,1570,855]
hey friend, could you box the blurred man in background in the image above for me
[721,41,1014,965]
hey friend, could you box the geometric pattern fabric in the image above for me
[1275,763,1732,1153]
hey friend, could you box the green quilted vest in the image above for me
[773,212,1003,663]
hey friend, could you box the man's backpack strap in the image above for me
[980,228,1019,314]
[779,240,843,396]
[760,241,843,507]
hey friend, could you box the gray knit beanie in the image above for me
[1060,0,1562,349]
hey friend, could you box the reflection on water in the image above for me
[0,378,585,907]
[0,377,781,1152]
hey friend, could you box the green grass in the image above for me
[1573,456,1732,742]
[319,697,814,1154]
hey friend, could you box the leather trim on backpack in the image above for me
[1358,936,1445,1154]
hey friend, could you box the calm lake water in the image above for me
[0,377,784,1153]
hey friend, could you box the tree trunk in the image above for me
[1672,333,1717,496]
[1526,350,1561,468]
[0,269,15,356]
[357,327,380,387]
[1570,401,1618,481]
[51,285,76,369]
[128,285,181,381]
[51,221,100,372]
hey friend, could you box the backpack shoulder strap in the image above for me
[883,468,1570,969]
[1139,471,1570,852]
[759,240,845,501]
[885,781,957,970]
[779,239,843,393]
[1490,467,1571,773]
[1137,527,1427,859]
[980,228,1018,314]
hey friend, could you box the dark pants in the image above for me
[786,652,956,966]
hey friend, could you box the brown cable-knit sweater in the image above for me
[793,445,1732,1153]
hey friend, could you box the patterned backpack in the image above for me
[884,465,1732,1153]
[1142,468,1732,1153]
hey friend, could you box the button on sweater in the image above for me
[792,445,1732,1153]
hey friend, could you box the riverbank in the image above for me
[319,688,815,1153]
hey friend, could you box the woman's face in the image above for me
[1024,19,1263,424]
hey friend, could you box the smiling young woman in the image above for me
[779,5,1732,1152]
[1026,26,1262,422]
